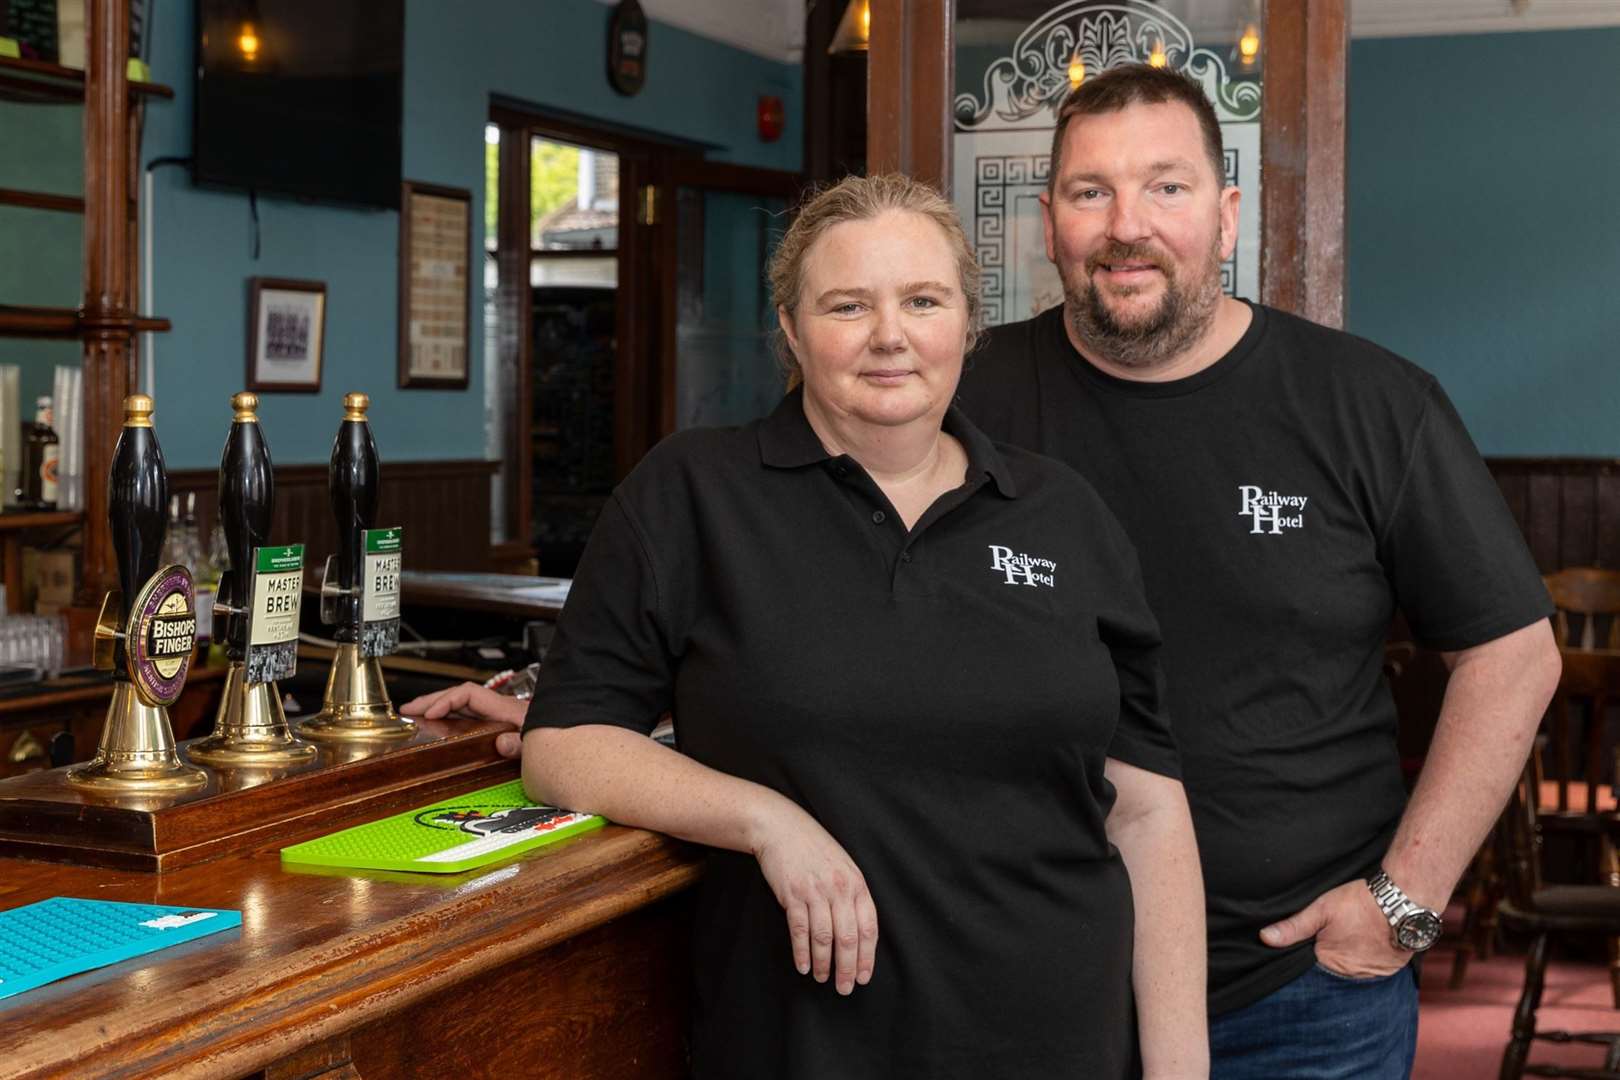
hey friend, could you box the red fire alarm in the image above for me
[757,95,785,143]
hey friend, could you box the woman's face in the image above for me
[781,209,969,434]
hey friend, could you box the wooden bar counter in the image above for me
[0,761,703,1079]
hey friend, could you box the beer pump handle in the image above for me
[106,395,168,671]
[328,393,379,640]
[218,392,274,657]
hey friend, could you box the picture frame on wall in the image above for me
[398,180,472,389]
[247,277,326,393]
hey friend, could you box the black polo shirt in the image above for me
[524,388,1179,1079]
[958,302,1552,1015]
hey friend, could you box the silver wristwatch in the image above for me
[1367,869,1443,952]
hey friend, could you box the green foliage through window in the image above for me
[531,141,581,229]
[483,132,587,245]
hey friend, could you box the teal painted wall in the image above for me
[127,0,801,467]
[26,21,1611,460]
[1347,27,1620,455]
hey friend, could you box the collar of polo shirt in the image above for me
[756,387,1019,499]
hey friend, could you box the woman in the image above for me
[402,174,1207,1078]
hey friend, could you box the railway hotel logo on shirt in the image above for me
[1238,485,1308,535]
[988,545,1057,587]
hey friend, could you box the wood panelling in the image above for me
[1487,459,1620,572]
[348,893,692,1079]
[158,459,1620,578]
[167,459,500,574]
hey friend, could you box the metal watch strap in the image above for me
[1367,870,1415,924]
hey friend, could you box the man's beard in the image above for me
[1062,236,1224,370]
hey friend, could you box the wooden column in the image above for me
[1259,0,1348,328]
[80,0,136,602]
[866,0,953,191]
[493,123,532,558]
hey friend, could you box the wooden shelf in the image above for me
[0,187,84,213]
[0,660,223,716]
[0,54,172,101]
[0,305,74,336]
[0,509,81,532]
[0,305,170,339]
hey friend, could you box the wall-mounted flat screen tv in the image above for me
[193,0,404,209]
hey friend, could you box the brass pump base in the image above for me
[296,642,414,742]
[66,682,208,793]
[189,662,318,766]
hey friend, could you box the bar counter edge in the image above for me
[0,818,703,1080]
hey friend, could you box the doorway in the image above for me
[485,103,801,576]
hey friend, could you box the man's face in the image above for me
[1041,100,1240,368]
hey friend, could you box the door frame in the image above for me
[652,159,804,438]
[485,101,711,563]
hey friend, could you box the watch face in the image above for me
[1396,911,1442,951]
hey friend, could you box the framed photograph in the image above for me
[247,278,326,393]
[398,180,472,389]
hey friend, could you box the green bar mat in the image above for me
[280,779,605,874]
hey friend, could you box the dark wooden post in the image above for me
[80,0,137,602]
[1259,0,1348,328]
[494,123,532,555]
[866,0,953,191]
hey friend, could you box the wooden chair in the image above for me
[1543,569,1620,816]
[1497,758,1620,1079]
[1547,569,1620,650]
[1452,570,1620,992]
[1540,570,1620,1006]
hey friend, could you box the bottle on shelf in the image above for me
[15,396,60,510]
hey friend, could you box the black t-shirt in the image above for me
[524,389,1179,1079]
[958,301,1551,1016]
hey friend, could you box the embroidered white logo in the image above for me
[988,545,1057,587]
[1238,485,1308,535]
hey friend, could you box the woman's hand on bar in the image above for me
[399,682,527,758]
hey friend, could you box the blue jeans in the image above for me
[1209,962,1419,1079]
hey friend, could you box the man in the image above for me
[956,63,1561,1077]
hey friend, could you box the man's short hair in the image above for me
[1047,63,1227,190]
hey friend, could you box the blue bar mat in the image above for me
[0,897,241,1002]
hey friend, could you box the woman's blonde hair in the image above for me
[768,173,982,389]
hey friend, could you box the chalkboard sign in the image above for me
[5,0,58,61]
